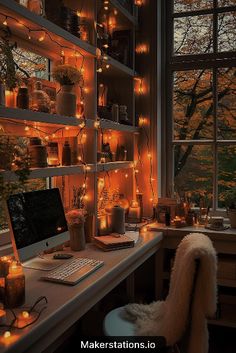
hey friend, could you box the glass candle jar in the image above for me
[5,262,25,308]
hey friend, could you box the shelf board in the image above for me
[218,278,236,288]
[0,107,79,126]
[0,107,96,129]
[101,55,134,77]
[209,304,236,328]
[1,164,95,181]
[109,0,137,25]
[0,0,96,57]
[97,161,133,172]
[100,119,139,132]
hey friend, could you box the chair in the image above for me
[103,233,217,353]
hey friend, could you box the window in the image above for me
[0,47,49,233]
[165,0,236,209]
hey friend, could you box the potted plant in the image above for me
[52,64,83,117]
[224,188,236,228]
[66,209,86,251]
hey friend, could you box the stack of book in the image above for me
[93,234,135,251]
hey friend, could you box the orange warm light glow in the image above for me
[135,44,148,54]
[135,0,144,6]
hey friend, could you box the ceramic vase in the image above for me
[69,223,86,251]
[56,85,76,117]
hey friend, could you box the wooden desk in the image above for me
[0,231,162,353]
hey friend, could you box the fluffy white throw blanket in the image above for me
[124,233,217,353]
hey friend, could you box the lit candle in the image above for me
[5,262,25,308]
[128,200,141,223]
[0,256,13,277]
[173,216,183,228]
[17,311,31,328]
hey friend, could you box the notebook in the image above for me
[93,234,135,251]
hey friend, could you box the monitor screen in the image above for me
[7,188,69,262]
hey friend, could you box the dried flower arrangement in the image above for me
[52,64,83,86]
[66,209,86,225]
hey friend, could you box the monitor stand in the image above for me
[23,255,65,271]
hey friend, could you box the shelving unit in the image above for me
[0,0,156,237]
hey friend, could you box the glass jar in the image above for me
[47,142,59,167]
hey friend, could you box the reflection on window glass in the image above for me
[174,0,213,12]
[218,12,236,52]
[174,145,213,207]
[173,70,213,140]
[218,0,236,7]
[218,67,236,140]
[218,146,236,208]
[174,15,213,55]
[0,179,47,231]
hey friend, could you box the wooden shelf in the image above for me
[0,107,97,129]
[1,164,95,181]
[0,0,96,57]
[100,55,135,77]
[97,161,133,172]
[109,0,137,25]
[100,119,139,132]
[209,303,236,328]
[218,278,236,288]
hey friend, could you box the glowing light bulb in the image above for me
[103,55,108,60]
[61,50,65,56]
[79,121,86,128]
[103,44,109,48]
[125,173,128,178]
[65,126,69,130]
[136,189,140,193]
[52,133,56,138]
[3,331,11,339]
[24,126,30,131]
[94,120,100,129]
[85,165,91,171]
[82,183,86,188]
[104,6,109,10]
[76,10,81,17]
[28,31,31,40]
[106,64,110,69]
[135,169,139,173]
[150,198,154,202]
[142,226,147,232]
[78,156,82,161]
[21,311,30,319]
[97,68,103,73]
[147,153,151,158]
[84,194,89,200]
[115,170,118,173]
[45,136,49,141]
[38,33,45,42]
[114,9,118,15]
[3,18,7,26]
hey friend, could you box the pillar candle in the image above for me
[0,256,13,277]
[5,90,16,108]
[128,200,141,223]
[5,262,25,308]
[98,214,112,235]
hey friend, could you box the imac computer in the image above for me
[7,188,69,270]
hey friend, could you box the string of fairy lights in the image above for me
[0,0,154,213]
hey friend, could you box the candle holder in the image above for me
[5,262,25,308]
[128,200,142,223]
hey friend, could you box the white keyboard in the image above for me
[41,257,104,285]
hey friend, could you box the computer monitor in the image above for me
[7,188,69,268]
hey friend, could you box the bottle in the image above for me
[165,209,171,226]
[17,87,29,109]
[47,142,59,166]
[62,141,71,166]
[28,137,47,168]
[30,81,50,113]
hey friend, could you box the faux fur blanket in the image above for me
[124,233,217,353]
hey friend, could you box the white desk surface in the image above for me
[0,231,163,353]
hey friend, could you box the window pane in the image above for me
[174,0,213,12]
[174,15,213,55]
[218,0,236,7]
[217,67,236,139]
[218,12,236,52]
[173,70,213,140]
[174,145,213,206]
[218,145,236,208]
[0,179,47,230]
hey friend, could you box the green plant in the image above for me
[0,136,31,201]
[52,64,83,86]
[224,188,236,210]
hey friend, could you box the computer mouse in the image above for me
[53,253,73,259]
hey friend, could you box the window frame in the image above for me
[163,0,236,211]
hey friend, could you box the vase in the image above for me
[56,85,76,117]
[69,223,86,251]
